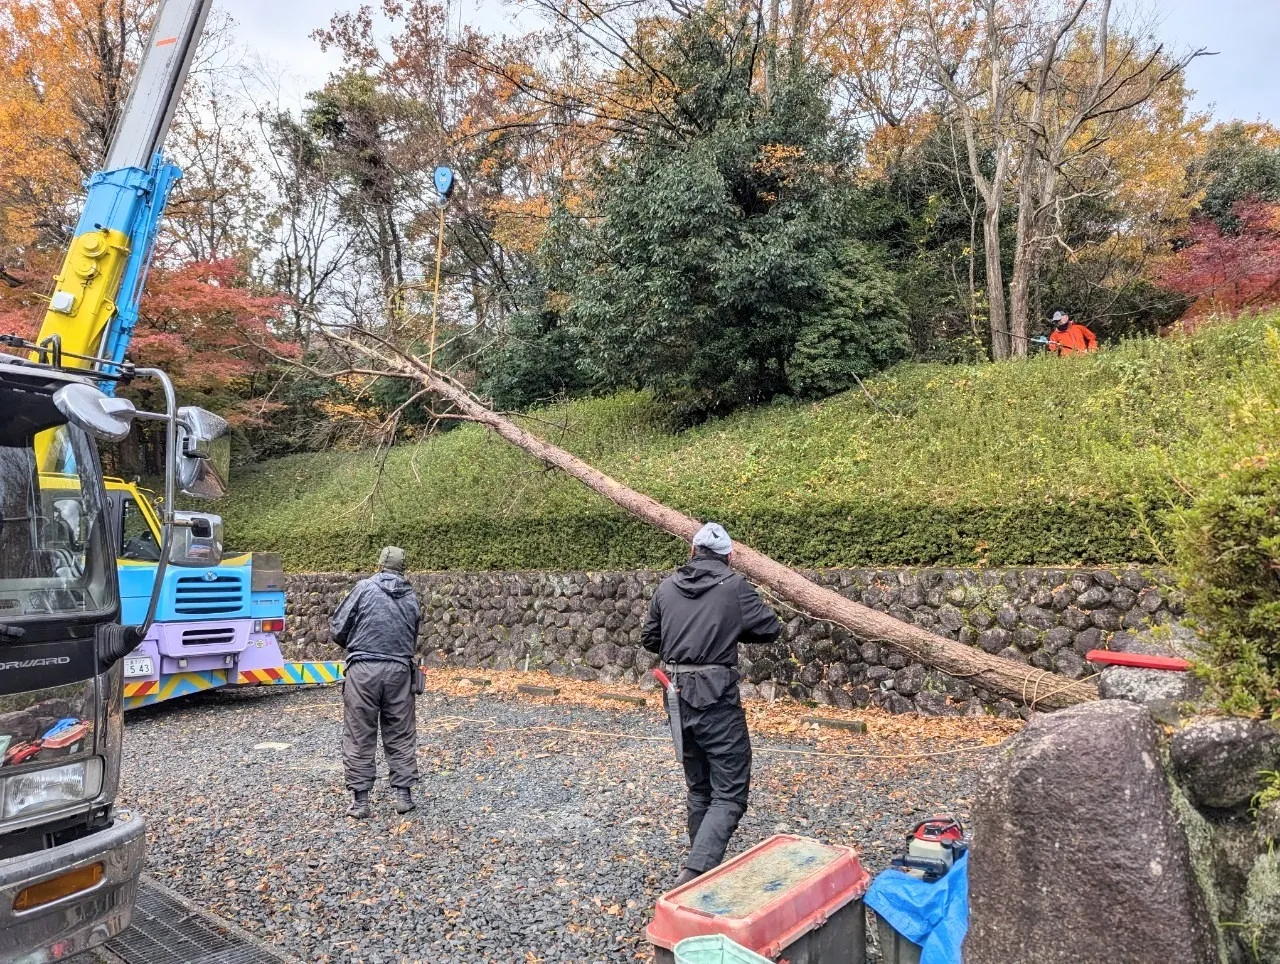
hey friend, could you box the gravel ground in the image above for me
[117,682,1003,963]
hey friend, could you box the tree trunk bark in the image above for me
[983,204,1010,360]
[1008,221,1033,360]
[384,358,1097,710]
[763,0,781,106]
[1007,170,1041,359]
[788,0,811,71]
[1008,254,1033,360]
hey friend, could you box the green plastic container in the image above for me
[674,935,773,964]
[874,912,923,964]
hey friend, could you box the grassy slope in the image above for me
[217,314,1280,572]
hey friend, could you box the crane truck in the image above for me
[0,0,341,956]
[24,0,341,714]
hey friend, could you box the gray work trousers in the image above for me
[341,659,419,792]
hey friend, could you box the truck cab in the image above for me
[0,346,230,959]
[28,476,289,711]
[0,357,147,960]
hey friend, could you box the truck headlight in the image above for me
[3,759,103,820]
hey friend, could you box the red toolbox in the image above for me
[647,835,871,963]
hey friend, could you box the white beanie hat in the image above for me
[692,522,733,555]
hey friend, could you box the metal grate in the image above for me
[173,575,245,616]
[181,626,237,647]
[104,878,291,964]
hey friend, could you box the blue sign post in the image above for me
[434,166,455,202]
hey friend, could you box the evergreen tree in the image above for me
[566,14,907,422]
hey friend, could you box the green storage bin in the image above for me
[874,911,923,964]
[674,935,773,964]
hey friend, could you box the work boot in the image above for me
[673,867,701,888]
[346,791,371,820]
[393,787,416,814]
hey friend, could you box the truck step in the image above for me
[94,876,295,964]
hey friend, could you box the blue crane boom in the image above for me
[26,0,307,713]
[36,0,213,386]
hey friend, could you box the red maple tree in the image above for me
[129,258,297,428]
[1161,200,1280,327]
[0,255,297,427]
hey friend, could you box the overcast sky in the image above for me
[217,0,1279,123]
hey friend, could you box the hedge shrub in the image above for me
[1176,462,1280,718]
[234,498,1165,574]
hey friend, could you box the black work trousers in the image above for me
[341,659,419,792]
[679,698,752,873]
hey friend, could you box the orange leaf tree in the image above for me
[0,0,148,257]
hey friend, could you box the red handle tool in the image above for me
[1086,650,1191,672]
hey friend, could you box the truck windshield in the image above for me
[120,495,161,562]
[0,425,117,626]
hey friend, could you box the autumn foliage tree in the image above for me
[0,0,300,448]
[0,0,147,256]
[1160,201,1280,325]
[306,0,565,339]
[129,258,294,420]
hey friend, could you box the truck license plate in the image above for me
[124,656,154,678]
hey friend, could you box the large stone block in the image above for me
[968,700,1217,964]
[977,628,1008,654]
[1062,606,1091,630]
[936,604,964,632]
[1171,718,1280,811]
[894,664,924,696]
[1097,667,1202,707]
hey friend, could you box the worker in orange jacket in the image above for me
[1047,310,1098,356]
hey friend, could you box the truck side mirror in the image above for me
[52,383,136,441]
[167,511,224,567]
[175,406,230,499]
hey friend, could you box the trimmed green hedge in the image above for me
[240,499,1166,573]
[216,314,1280,572]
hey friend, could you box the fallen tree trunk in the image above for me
[337,340,1098,710]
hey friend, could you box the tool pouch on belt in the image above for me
[412,657,426,695]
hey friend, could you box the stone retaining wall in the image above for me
[281,566,1182,717]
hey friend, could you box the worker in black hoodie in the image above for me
[642,522,782,886]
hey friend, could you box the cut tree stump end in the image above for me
[517,684,561,697]
[803,716,869,734]
[600,692,647,707]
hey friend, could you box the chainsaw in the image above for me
[889,816,967,882]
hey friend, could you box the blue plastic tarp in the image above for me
[864,854,969,964]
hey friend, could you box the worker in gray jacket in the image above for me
[330,546,422,819]
[642,522,782,886]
